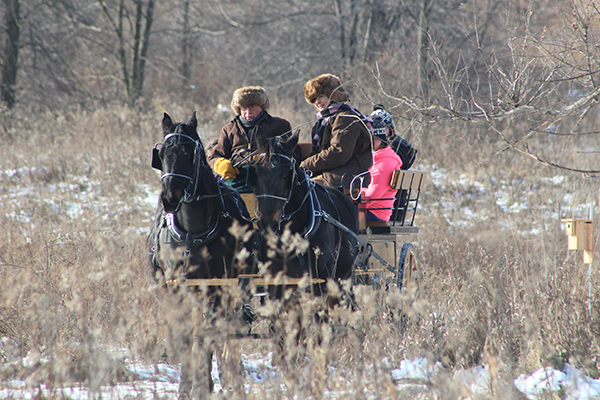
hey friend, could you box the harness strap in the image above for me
[164,212,225,247]
[303,180,322,240]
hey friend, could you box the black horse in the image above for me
[250,129,361,367]
[252,129,360,298]
[148,112,254,282]
[147,112,253,397]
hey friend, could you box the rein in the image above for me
[231,118,318,169]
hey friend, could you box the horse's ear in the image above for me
[187,112,197,131]
[284,130,300,156]
[253,127,270,162]
[253,126,268,150]
[162,113,173,134]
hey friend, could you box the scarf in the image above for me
[240,111,265,132]
[312,103,373,151]
[239,110,266,144]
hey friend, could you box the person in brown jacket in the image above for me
[300,74,372,188]
[207,86,292,192]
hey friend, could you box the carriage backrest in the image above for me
[389,170,425,227]
[358,170,426,233]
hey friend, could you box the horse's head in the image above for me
[253,129,299,232]
[153,112,207,213]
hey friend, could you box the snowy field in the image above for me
[2,348,600,399]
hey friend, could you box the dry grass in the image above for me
[0,104,599,399]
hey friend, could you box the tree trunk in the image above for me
[100,0,155,107]
[347,0,359,66]
[1,0,20,109]
[130,0,155,107]
[181,0,191,89]
[417,0,433,104]
[334,0,346,61]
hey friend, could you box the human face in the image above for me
[240,105,263,121]
[372,137,383,151]
[313,95,330,111]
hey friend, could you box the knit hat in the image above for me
[231,86,270,115]
[370,104,395,135]
[303,74,351,104]
[370,116,388,145]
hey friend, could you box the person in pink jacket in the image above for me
[359,116,403,222]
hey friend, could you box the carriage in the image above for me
[352,168,424,298]
[148,113,425,395]
[149,114,425,305]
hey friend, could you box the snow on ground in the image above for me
[2,352,600,399]
[420,163,596,237]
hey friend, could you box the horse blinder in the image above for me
[246,165,258,187]
[151,147,162,170]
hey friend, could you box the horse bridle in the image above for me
[254,153,297,205]
[255,153,323,238]
[153,128,222,209]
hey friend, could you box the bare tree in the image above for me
[99,0,156,107]
[1,0,19,109]
[372,0,600,174]
[181,0,191,89]
[416,0,433,103]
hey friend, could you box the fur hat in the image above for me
[230,86,270,115]
[304,74,351,104]
[370,116,389,145]
[371,105,395,135]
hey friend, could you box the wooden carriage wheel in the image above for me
[397,242,422,302]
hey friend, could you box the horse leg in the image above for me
[162,298,195,400]
[269,312,286,366]
[178,330,193,400]
[214,292,245,395]
[269,293,306,370]
[179,325,198,400]
[185,305,214,398]
[216,337,243,395]
[190,342,214,398]
[179,345,212,399]
[288,296,307,367]
[306,299,339,399]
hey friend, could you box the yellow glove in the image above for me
[214,158,239,179]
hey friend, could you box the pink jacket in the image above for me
[359,145,403,221]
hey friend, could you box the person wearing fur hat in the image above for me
[207,86,292,192]
[358,116,403,223]
[299,74,372,188]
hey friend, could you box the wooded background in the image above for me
[1,0,599,173]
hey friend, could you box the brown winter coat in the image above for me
[300,109,373,187]
[207,112,292,167]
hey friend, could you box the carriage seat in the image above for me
[358,170,425,235]
[297,142,312,161]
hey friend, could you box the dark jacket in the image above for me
[300,108,372,187]
[208,112,292,168]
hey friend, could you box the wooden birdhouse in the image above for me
[562,219,594,263]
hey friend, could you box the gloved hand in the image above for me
[214,158,239,179]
